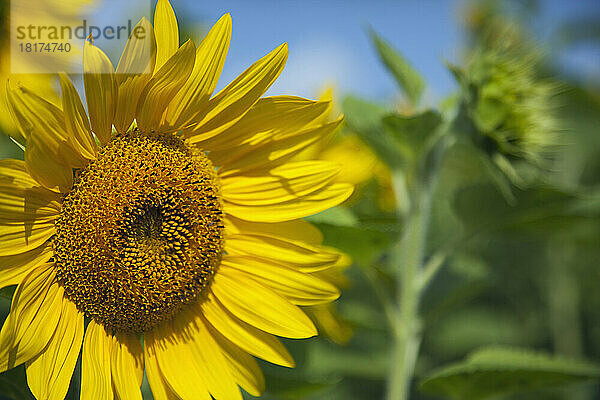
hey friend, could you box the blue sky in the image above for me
[169,0,599,106]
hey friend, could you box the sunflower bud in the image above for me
[458,17,560,183]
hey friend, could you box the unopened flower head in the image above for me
[464,19,560,167]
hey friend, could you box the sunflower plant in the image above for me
[0,0,355,398]
[317,13,600,400]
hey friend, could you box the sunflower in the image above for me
[0,0,353,398]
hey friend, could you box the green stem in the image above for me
[361,264,397,329]
[386,188,431,400]
[545,241,589,400]
[418,250,448,291]
[385,126,453,400]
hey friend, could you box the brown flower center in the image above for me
[54,131,223,333]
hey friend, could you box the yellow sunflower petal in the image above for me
[153,0,179,71]
[305,304,354,345]
[221,161,341,206]
[319,247,353,270]
[7,83,82,191]
[0,241,52,288]
[318,134,381,185]
[0,185,61,222]
[315,86,334,121]
[0,221,55,257]
[59,73,97,160]
[224,233,339,272]
[24,138,74,193]
[0,160,60,257]
[224,215,323,245]
[83,39,116,145]
[0,159,38,187]
[213,117,343,176]
[5,87,30,141]
[81,320,114,400]
[208,324,265,397]
[224,182,353,223]
[114,17,157,134]
[6,82,87,167]
[0,222,56,257]
[221,256,340,306]
[167,13,232,128]
[110,333,144,400]
[0,265,62,372]
[26,294,84,400]
[311,262,352,288]
[212,268,317,339]
[175,309,242,400]
[196,95,328,151]
[135,39,195,133]
[199,293,295,367]
[143,345,179,400]
[0,172,52,226]
[184,43,288,142]
[144,320,211,400]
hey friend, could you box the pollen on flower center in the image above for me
[53,130,224,333]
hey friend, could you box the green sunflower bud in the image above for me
[458,18,561,184]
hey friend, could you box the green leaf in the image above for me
[317,224,392,266]
[0,134,26,160]
[426,308,537,359]
[342,96,406,170]
[0,365,35,400]
[306,207,358,227]
[446,61,467,89]
[553,83,600,187]
[369,29,425,105]
[382,111,442,160]
[420,347,600,400]
[263,375,335,400]
[452,182,600,241]
[0,286,15,301]
[304,341,388,380]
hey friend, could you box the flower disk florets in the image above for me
[54,131,224,333]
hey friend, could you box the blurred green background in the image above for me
[1,0,600,399]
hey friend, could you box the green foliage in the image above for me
[342,96,402,169]
[0,135,24,160]
[317,222,392,266]
[343,97,443,173]
[420,347,600,400]
[0,286,14,301]
[333,7,600,400]
[306,207,358,227]
[552,84,600,187]
[369,29,425,106]
[382,111,442,163]
[453,183,600,237]
[304,341,389,380]
[0,365,35,400]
